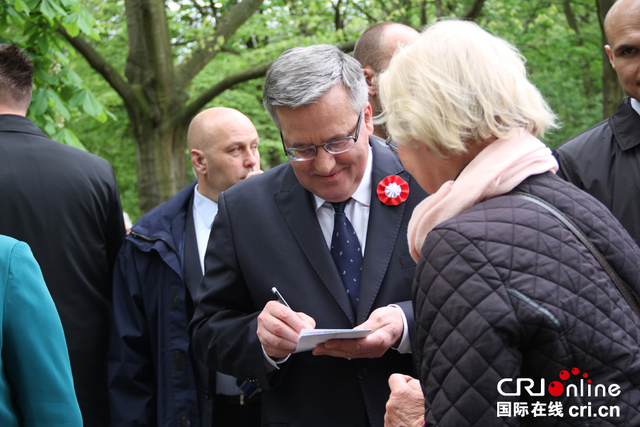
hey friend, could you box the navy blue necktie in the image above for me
[330,200,362,314]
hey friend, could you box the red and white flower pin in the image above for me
[377,175,409,206]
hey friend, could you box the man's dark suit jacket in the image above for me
[190,138,427,427]
[0,114,125,426]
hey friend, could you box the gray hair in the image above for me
[263,44,368,130]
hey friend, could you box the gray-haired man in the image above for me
[190,44,427,427]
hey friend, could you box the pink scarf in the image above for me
[408,128,558,262]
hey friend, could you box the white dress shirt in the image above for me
[313,146,373,254]
[631,97,640,116]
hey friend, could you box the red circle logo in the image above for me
[548,381,564,397]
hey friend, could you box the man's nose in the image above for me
[313,146,336,174]
[244,148,258,168]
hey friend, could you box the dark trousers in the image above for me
[212,394,261,426]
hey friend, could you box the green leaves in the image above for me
[69,90,107,121]
[2,0,109,147]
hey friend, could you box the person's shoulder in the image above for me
[0,235,20,256]
[0,236,37,275]
[222,161,292,202]
[55,142,113,168]
[132,182,195,233]
[554,118,612,158]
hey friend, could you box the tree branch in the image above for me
[563,0,580,34]
[374,0,392,17]
[177,61,271,126]
[176,40,357,126]
[58,26,137,110]
[350,1,379,23]
[462,0,486,20]
[176,0,265,89]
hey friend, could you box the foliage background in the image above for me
[10,0,611,221]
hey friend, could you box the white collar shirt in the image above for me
[631,97,640,116]
[312,146,373,255]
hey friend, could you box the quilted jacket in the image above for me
[413,172,640,426]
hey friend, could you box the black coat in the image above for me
[109,181,214,427]
[414,172,640,426]
[0,114,125,426]
[554,97,640,246]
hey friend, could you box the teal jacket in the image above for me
[0,235,83,426]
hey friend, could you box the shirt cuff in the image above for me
[262,344,290,372]
[388,304,411,354]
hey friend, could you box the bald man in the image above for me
[554,0,640,246]
[109,107,262,427]
[354,22,419,139]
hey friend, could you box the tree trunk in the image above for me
[129,105,190,213]
[562,1,595,99]
[597,0,624,119]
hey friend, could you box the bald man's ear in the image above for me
[605,45,616,68]
[190,149,207,176]
[363,67,377,97]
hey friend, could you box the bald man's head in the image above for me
[354,23,419,139]
[604,0,640,101]
[188,107,261,202]
[354,23,419,73]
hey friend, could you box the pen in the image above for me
[271,287,291,309]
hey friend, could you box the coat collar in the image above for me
[273,137,408,324]
[611,97,640,152]
[128,181,197,278]
[0,114,50,139]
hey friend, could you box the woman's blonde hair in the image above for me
[378,20,557,157]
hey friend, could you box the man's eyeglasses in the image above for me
[281,112,363,161]
[385,137,398,154]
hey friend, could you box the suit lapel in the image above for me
[357,139,408,323]
[183,196,204,300]
[274,165,356,325]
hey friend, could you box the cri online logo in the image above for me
[549,368,589,396]
[498,367,621,398]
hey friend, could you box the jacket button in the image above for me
[204,390,211,399]
[180,415,190,427]
[357,368,368,379]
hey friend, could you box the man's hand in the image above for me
[385,374,424,427]
[312,306,404,359]
[257,301,315,359]
[246,169,263,179]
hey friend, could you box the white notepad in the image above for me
[294,328,372,353]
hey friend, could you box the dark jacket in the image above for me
[0,114,125,426]
[414,172,640,426]
[190,139,427,427]
[554,97,640,246]
[109,181,212,427]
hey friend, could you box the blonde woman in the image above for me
[379,20,640,426]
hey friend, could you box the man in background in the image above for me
[354,22,419,140]
[0,43,126,426]
[109,107,262,427]
[554,0,640,246]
